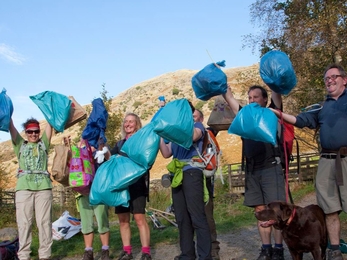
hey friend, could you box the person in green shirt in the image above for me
[9,117,53,260]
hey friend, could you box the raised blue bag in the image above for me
[0,88,13,132]
[152,98,193,149]
[192,60,228,101]
[82,98,108,149]
[30,91,71,132]
[121,122,160,169]
[228,103,277,145]
[260,50,297,95]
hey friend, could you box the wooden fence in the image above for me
[226,153,319,194]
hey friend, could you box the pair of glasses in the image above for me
[323,74,342,82]
[26,130,40,134]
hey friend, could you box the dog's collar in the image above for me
[286,207,296,226]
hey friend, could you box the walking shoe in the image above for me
[118,251,133,260]
[82,250,94,260]
[256,247,272,260]
[272,247,284,260]
[140,253,152,260]
[327,249,343,260]
[101,249,110,260]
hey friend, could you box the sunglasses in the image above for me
[26,130,40,134]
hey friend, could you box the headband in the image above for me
[25,123,40,130]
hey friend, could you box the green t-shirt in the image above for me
[13,132,52,191]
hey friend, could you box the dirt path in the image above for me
[64,192,347,260]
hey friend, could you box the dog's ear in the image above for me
[280,202,293,222]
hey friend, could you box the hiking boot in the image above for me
[272,247,284,260]
[140,253,152,260]
[327,249,343,260]
[82,250,94,260]
[118,251,133,260]
[101,249,110,260]
[256,247,272,260]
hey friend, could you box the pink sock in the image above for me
[142,246,151,255]
[123,245,132,255]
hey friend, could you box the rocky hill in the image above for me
[0,64,263,189]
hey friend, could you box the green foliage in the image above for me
[245,0,347,113]
[133,101,143,111]
[172,87,180,95]
[195,100,206,110]
[208,100,215,110]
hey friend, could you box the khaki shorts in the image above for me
[316,157,347,214]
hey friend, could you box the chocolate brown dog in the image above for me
[255,201,327,260]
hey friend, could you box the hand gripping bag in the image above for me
[152,98,194,149]
[228,103,278,145]
[30,91,71,132]
[191,60,228,101]
[0,88,13,132]
[260,50,297,95]
[69,139,95,195]
[121,122,160,169]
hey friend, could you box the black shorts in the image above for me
[115,174,147,214]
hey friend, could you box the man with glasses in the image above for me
[271,63,347,260]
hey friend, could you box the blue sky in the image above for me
[0,0,259,141]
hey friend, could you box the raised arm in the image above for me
[222,86,240,115]
[159,138,172,158]
[9,118,19,144]
[44,122,53,143]
[271,91,282,110]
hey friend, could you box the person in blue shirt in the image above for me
[159,103,212,260]
[271,63,347,260]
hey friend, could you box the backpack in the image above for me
[277,112,300,172]
[17,140,49,178]
[192,129,221,177]
[0,237,19,260]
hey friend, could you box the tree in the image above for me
[244,0,347,111]
[243,0,347,152]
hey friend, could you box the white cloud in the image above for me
[0,43,25,64]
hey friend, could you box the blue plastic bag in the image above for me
[82,98,108,149]
[121,122,160,169]
[192,60,228,101]
[228,103,278,145]
[0,88,13,132]
[152,98,193,149]
[30,91,71,132]
[89,184,130,207]
[260,50,297,95]
[98,155,147,191]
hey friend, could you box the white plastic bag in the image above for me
[52,211,81,240]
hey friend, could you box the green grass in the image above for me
[1,180,316,259]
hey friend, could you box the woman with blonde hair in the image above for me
[110,113,151,260]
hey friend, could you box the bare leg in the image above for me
[118,213,131,246]
[134,213,150,247]
[326,212,340,245]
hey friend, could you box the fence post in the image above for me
[227,164,233,193]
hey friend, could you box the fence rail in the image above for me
[226,153,319,194]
